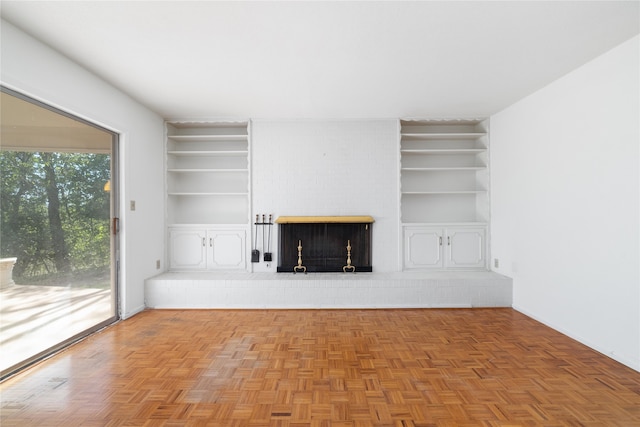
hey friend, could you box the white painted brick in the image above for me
[251,119,400,273]
[145,271,512,309]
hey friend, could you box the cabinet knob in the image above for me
[202,237,206,247]
[209,238,213,247]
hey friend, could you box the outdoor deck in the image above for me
[0,282,112,374]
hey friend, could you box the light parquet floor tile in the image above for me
[2,308,640,426]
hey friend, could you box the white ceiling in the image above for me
[1,1,638,120]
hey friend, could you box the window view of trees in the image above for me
[0,151,111,286]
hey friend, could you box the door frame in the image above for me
[0,86,121,380]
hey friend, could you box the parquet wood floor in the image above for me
[2,308,639,426]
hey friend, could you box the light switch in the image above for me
[130,200,136,211]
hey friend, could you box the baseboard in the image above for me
[122,304,146,320]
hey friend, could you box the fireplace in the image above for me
[276,216,373,273]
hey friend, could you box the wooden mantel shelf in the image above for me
[275,215,374,224]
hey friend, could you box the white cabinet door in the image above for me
[208,229,246,270]
[404,227,443,269]
[169,227,247,271]
[446,228,486,268]
[169,228,207,270]
[403,225,487,270]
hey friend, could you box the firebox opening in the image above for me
[276,216,373,273]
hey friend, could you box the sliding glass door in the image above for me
[0,87,119,379]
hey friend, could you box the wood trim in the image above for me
[275,215,374,224]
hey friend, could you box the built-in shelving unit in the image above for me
[400,119,489,270]
[165,121,250,271]
[166,122,249,225]
[400,120,489,224]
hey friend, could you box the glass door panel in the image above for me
[0,88,119,379]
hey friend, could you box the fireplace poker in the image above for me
[261,214,266,262]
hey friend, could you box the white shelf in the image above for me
[402,190,486,195]
[402,221,488,226]
[167,223,251,228]
[168,192,248,196]
[168,134,247,142]
[167,150,248,156]
[401,149,486,154]
[168,169,248,173]
[402,167,486,171]
[401,132,486,140]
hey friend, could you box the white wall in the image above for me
[491,35,639,371]
[251,120,400,272]
[1,20,165,318]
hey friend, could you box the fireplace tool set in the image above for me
[251,214,273,263]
